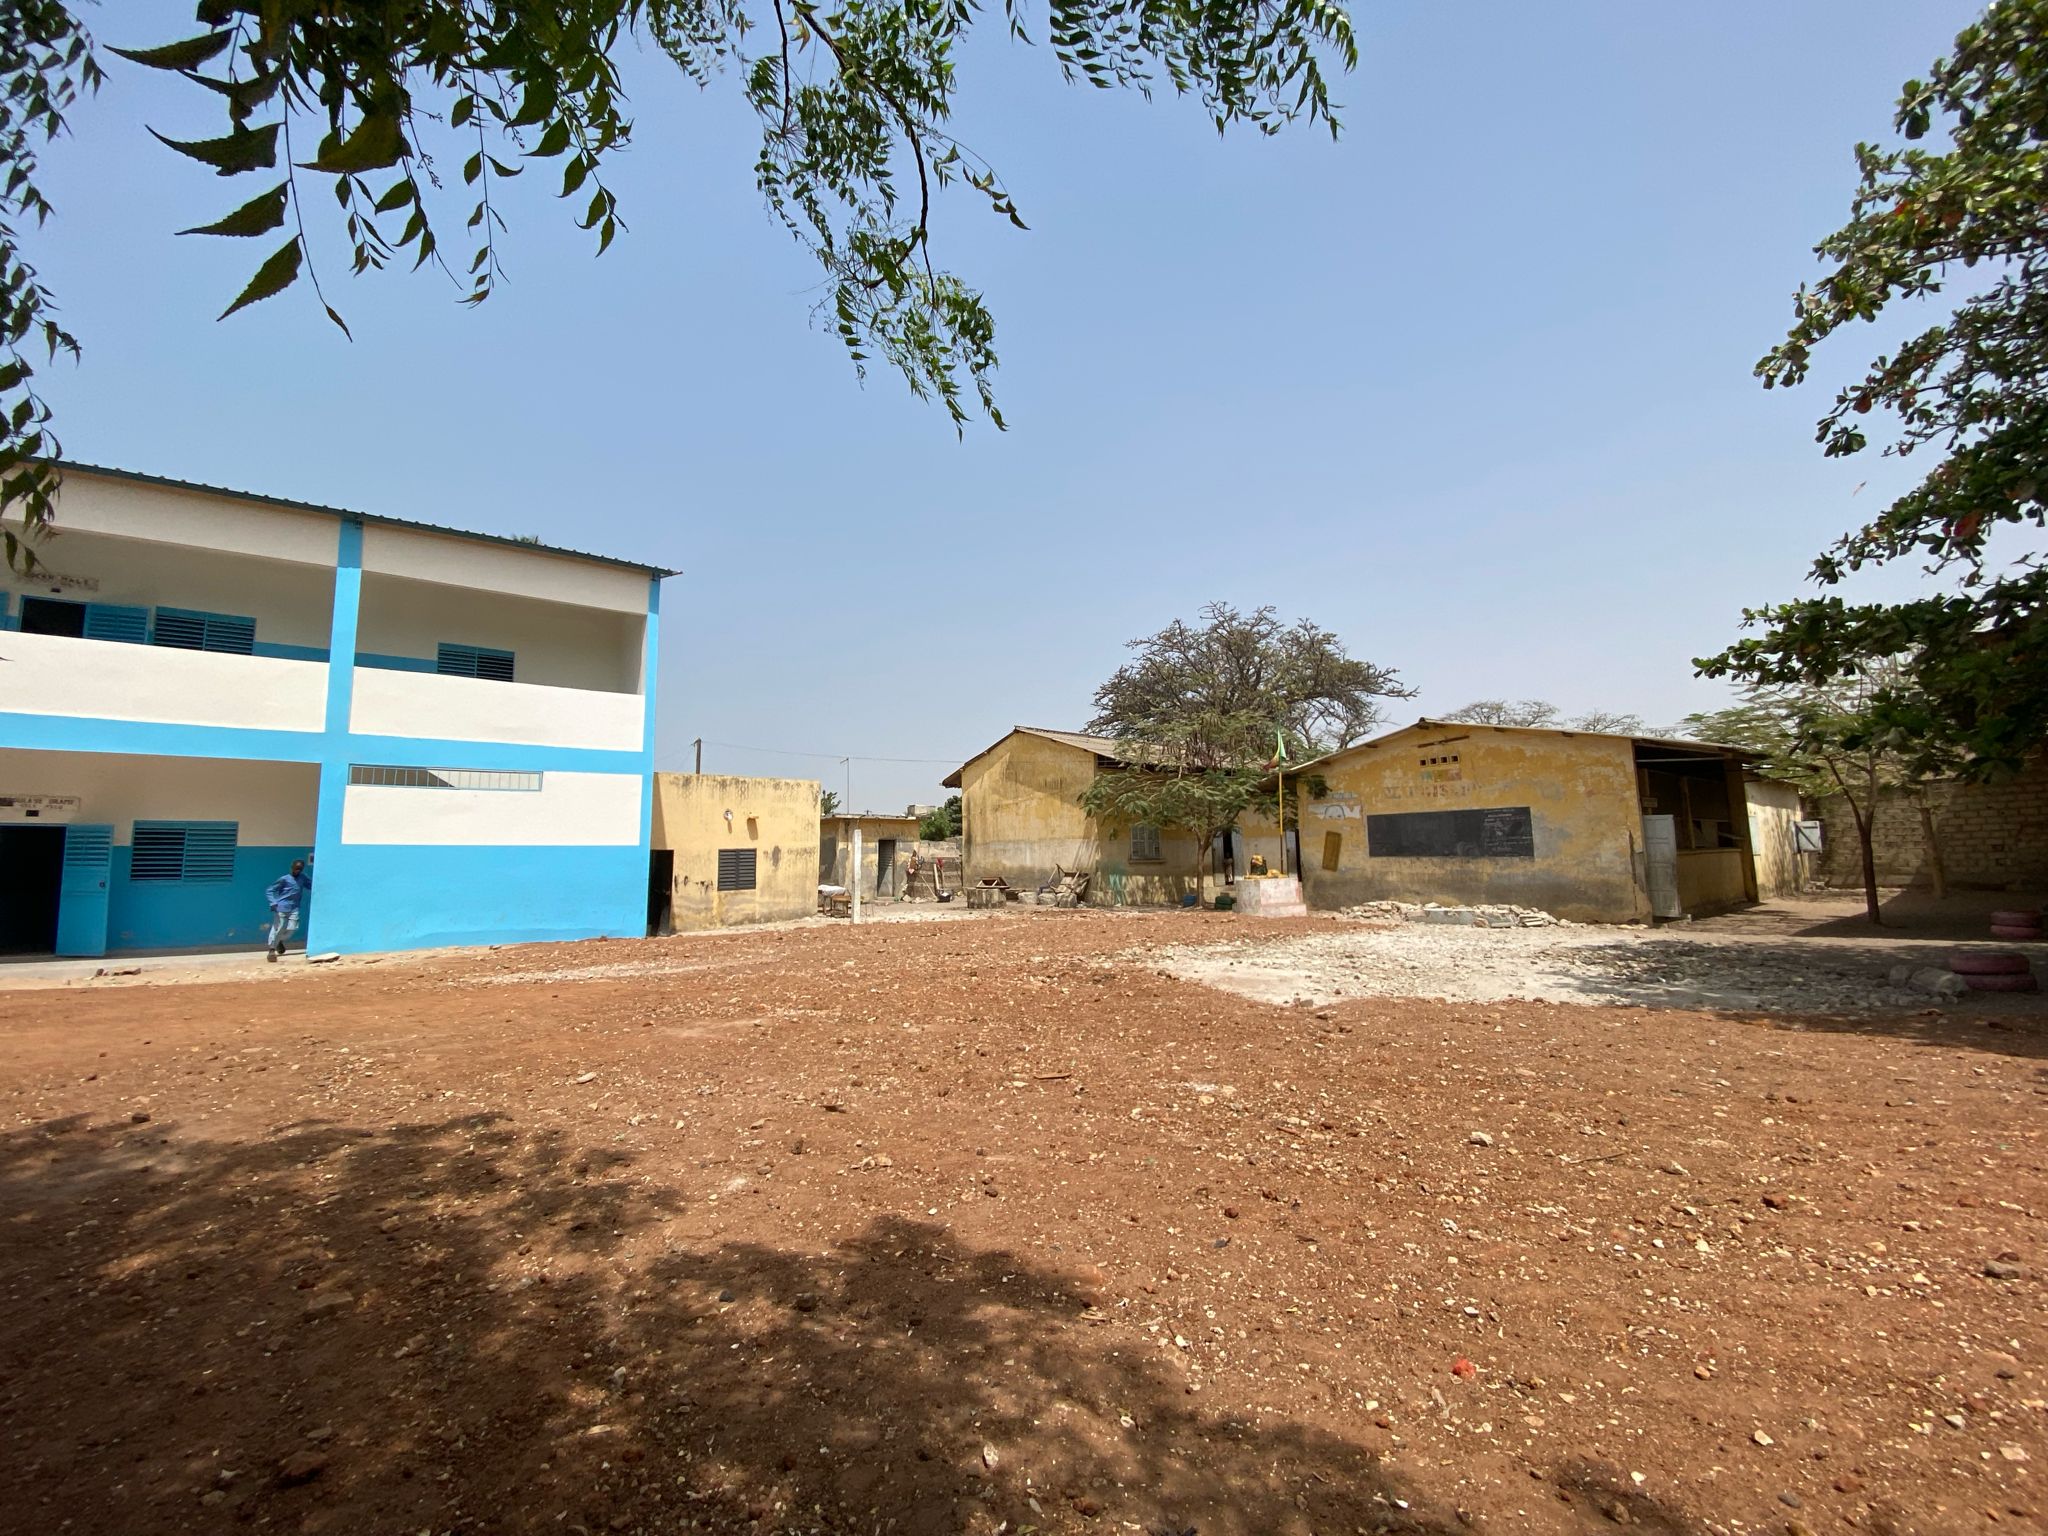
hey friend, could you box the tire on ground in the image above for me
[1949,951,2032,976]
[1961,971,2040,993]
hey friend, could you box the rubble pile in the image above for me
[1343,900,1573,929]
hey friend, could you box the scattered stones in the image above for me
[1345,900,1572,929]
[1983,1259,2028,1281]
[573,1072,598,1085]
[1152,923,1945,1014]
[1752,1430,1775,1447]
[301,1292,353,1321]
[1467,1130,1494,1147]
[307,952,342,965]
[129,1111,151,1124]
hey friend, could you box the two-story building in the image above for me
[0,463,669,958]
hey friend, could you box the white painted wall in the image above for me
[341,770,641,846]
[355,572,642,692]
[0,527,336,652]
[34,470,340,566]
[0,630,328,733]
[348,666,643,751]
[0,748,317,843]
[362,524,650,614]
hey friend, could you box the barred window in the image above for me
[131,821,239,882]
[348,765,542,791]
[1130,824,1162,863]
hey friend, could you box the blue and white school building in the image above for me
[0,463,669,958]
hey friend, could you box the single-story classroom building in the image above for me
[944,726,1287,906]
[1299,719,1763,922]
[0,462,669,958]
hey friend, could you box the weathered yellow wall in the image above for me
[1745,778,1805,898]
[652,773,819,931]
[1298,726,1652,923]
[820,816,924,895]
[1676,848,1749,913]
[958,734,1297,906]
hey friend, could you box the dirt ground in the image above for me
[2,909,2043,1536]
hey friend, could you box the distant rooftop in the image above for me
[48,460,677,578]
[942,725,1178,787]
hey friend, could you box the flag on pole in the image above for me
[1274,730,1288,763]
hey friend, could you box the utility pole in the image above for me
[693,738,702,774]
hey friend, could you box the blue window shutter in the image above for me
[130,821,239,882]
[153,608,257,654]
[83,604,149,644]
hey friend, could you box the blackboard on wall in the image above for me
[1366,806,1535,859]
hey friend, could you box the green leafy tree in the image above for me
[917,792,960,841]
[1080,764,1262,904]
[1682,660,1959,923]
[1088,602,1410,769]
[0,0,1358,555]
[1440,700,1646,734]
[819,788,841,817]
[1698,1,2048,778]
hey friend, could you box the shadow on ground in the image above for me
[0,1109,1717,1535]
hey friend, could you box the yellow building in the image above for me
[1745,777,1808,899]
[820,811,926,898]
[943,727,1287,906]
[650,773,820,931]
[1298,720,1760,923]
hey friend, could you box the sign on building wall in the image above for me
[0,793,82,823]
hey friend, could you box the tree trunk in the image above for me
[1915,795,1948,900]
[1849,797,1881,925]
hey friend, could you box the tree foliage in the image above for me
[1,0,1358,549]
[1438,699,1645,734]
[0,0,99,570]
[1079,764,1260,897]
[1681,660,1958,923]
[1698,1,2048,777]
[1087,601,1409,769]
[818,788,841,817]
[917,793,960,840]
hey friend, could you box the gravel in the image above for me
[1150,920,1945,1013]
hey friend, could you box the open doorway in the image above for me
[875,838,896,896]
[646,849,674,936]
[0,825,64,953]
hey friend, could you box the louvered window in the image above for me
[436,643,516,681]
[84,604,149,644]
[716,848,758,891]
[130,821,239,882]
[152,607,255,654]
[1130,824,1162,863]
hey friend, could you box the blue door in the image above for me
[55,824,114,958]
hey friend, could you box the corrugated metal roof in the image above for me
[47,460,678,577]
[1319,718,1765,766]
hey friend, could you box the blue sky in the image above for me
[34,2,1999,810]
